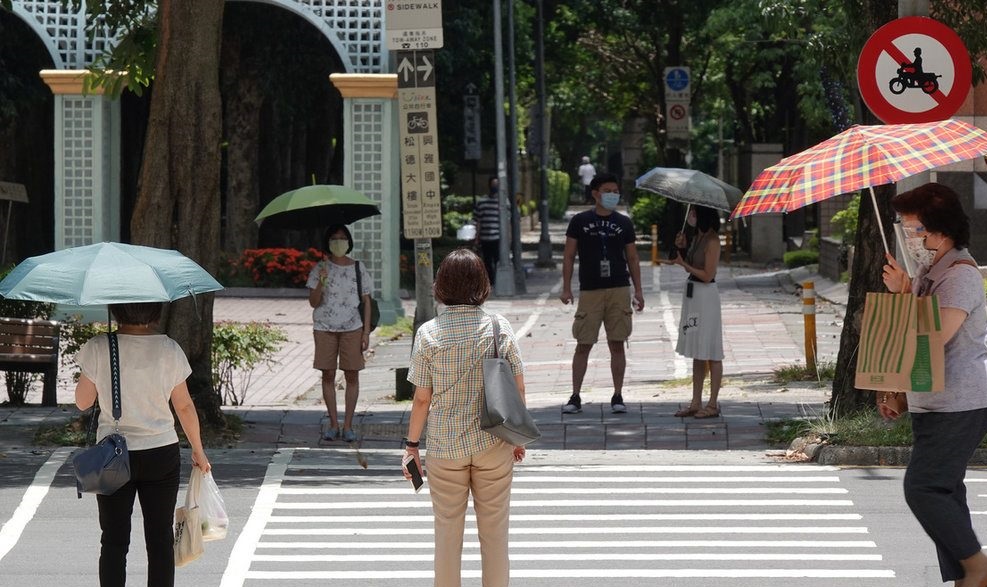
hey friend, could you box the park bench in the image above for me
[0,317,60,406]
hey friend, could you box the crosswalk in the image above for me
[222,450,894,585]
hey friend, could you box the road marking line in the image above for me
[0,447,72,565]
[283,475,843,484]
[252,552,883,562]
[262,526,869,536]
[243,568,894,579]
[286,463,841,472]
[267,513,863,523]
[255,539,878,549]
[655,265,688,378]
[273,499,855,509]
[219,448,292,587]
[278,486,848,495]
[514,277,561,340]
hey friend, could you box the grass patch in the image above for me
[766,409,987,448]
[376,316,413,341]
[36,412,244,449]
[772,361,836,384]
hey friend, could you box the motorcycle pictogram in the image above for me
[888,47,941,95]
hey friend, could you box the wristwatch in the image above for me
[404,439,420,448]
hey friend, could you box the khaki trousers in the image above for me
[426,440,514,587]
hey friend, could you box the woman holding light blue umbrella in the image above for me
[0,241,222,587]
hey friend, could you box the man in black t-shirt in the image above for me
[560,172,644,414]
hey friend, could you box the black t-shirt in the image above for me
[565,209,636,290]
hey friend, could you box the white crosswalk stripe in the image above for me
[225,452,895,584]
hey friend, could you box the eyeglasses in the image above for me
[900,223,927,238]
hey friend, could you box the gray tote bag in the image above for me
[480,315,540,445]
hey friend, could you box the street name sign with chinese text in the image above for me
[463,83,481,160]
[397,50,442,239]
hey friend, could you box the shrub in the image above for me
[783,249,819,269]
[546,169,571,219]
[831,194,859,244]
[629,191,667,236]
[0,265,56,405]
[212,321,287,406]
[60,318,107,382]
[442,210,472,238]
[219,248,325,288]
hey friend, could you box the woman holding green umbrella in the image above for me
[308,224,374,443]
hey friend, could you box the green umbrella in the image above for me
[0,242,223,305]
[254,185,381,229]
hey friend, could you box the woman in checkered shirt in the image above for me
[404,248,526,587]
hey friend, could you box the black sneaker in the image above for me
[611,394,627,414]
[562,394,582,414]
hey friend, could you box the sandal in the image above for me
[694,405,721,419]
[674,406,701,417]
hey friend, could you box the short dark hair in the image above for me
[323,224,354,255]
[433,248,490,306]
[110,302,162,326]
[590,172,619,191]
[695,205,721,233]
[892,183,969,249]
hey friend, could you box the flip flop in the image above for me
[694,406,721,419]
[674,406,701,417]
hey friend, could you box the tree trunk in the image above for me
[830,184,897,415]
[220,31,263,255]
[131,0,226,425]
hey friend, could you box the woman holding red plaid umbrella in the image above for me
[880,183,987,587]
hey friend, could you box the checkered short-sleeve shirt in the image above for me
[408,306,523,459]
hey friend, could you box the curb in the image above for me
[815,445,987,467]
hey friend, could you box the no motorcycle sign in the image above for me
[857,17,972,124]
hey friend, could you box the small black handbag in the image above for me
[73,332,131,498]
[355,260,380,331]
[480,315,541,446]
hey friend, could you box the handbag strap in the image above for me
[489,314,501,359]
[355,260,363,304]
[83,332,122,446]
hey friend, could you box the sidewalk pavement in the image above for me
[1,211,849,453]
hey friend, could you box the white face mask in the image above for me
[904,236,936,271]
[328,239,349,257]
[600,192,620,210]
[686,213,697,227]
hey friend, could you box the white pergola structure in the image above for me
[9,0,403,322]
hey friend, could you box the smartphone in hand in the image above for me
[403,454,424,493]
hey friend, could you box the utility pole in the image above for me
[506,0,526,293]
[493,0,515,295]
[534,0,554,267]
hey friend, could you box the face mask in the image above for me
[600,192,620,210]
[328,239,349,257]
[686,214,697,227]
[904,236,935,270]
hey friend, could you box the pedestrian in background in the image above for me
[74,302,211,587]
[403,248,526,587]
[577,155,596,203]
[560,172,644,415]
[879,183,987,587]
[670,205,724,419]
[307,224,373,443]
[473,176,501,286]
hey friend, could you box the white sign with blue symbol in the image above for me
[663,66,691,140]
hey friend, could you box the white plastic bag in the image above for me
[174,471,204,567]
[196,469,229,541]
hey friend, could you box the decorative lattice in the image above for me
[349,101,386,293]
[11,0,384,73]
[60,97,97,247]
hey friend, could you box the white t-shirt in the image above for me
[77,334,191,450]
[578,163,596,186]
[306,259,373,332]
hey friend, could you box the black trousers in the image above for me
[97,442,181,587]
[905,408,987,582]
[479,240,500,287]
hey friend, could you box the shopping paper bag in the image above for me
[174,469,205,567]
[855,292,944,393]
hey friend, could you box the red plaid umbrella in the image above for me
[730,120,987,220]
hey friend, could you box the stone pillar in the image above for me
[39,70,120,249]
[329,74,403,325]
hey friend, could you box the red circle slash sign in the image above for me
[857,16,971,124]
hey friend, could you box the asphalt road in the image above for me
[1,448,983,586]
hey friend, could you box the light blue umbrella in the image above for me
[0,242,223,305]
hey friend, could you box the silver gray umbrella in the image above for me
[635,167,742,212]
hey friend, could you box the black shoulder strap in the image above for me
[355,260,363,304]
[108,332,122,422]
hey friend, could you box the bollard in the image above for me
[802,280,818,378]
[651,224,659,265]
